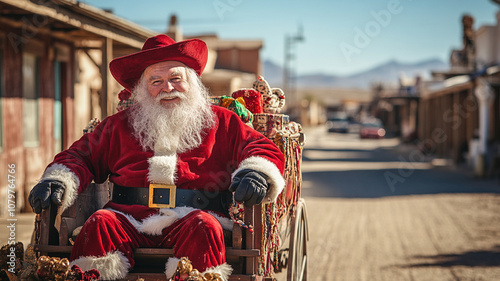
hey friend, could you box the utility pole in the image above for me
[283,25,304,115]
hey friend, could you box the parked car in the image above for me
[360,119,386,139]
[326,113,350,133]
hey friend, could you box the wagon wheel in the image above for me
[287,198,309,281]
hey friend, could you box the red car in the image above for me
[360,120,386,139]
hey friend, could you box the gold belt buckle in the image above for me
[148,183,176,208]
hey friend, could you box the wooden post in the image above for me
[244,206,255,275]
[253,205,263,276]
[452,92,461,162]
[448,92,456,159]
[101,37,113,118]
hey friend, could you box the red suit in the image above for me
[41,105,285,280]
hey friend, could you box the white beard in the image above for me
[129,71,215,155]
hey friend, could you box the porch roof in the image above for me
[0,0,157,50]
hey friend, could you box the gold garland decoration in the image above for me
[258,123,304,277]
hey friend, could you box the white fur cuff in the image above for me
[203,262,233,281]
[165,259,233,281]
[42,163,80,212]
[232,156,285,203]
[164,257,181,279]
[71,251,130,280]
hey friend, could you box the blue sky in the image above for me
[82,0,498,76]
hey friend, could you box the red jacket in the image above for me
[42,105,285,214]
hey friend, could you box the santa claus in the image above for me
[28,34,285,280]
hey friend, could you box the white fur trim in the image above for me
[107,207,231,236]
[161,206,196,218]
[140,209,179,235]
[164,257,181,279]
[72,226,83,238]
[140,207,197,235]
[148,154,177,185]
[108,207,197,236]
[42,163,80,212]
[208,211,235,231]
[165,207,233,231]
[232,156,285,203]
[105,208,142,230]
[71,251,130,280]
[202,262,233,281]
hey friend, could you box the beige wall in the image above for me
[216,48,261,74]
[475,11,500,67]
[476,26,497,66]
[74,49,102,138]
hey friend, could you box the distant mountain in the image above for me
[263,58,449,89]
[262,60,283,86]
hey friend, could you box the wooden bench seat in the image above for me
[34,245,260,258]
[34,182,267,280]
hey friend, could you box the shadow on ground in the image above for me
[301,143,500,198]
[302,147,399,163]
[301,169,500,198]
[398,246,500,268]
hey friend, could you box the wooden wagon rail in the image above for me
[33,245,260,258]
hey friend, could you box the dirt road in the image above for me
[302,126,500,281]
[306,195,500,281]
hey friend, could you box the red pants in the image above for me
[70,208,226,274]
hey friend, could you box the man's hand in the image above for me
[229,169,268,207]
[28,180,66,214]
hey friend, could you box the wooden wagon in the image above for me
[33,99,308,281]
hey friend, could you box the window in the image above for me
[54,61,63,153]
[54,43,70,152]
[22,52,40,147]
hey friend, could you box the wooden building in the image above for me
[167,17,263,96]
[193,35,262,96]
[419,10,500,176]
[0,2,265,215]
[372,7,500,177]
[418,77,480,162]
[0,0,156,215]
[373,83,420,140]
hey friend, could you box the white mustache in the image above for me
[156,91,184,102]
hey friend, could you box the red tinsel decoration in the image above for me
[118,89,132,101]
[231,89,263,114]
[67,265,101,281]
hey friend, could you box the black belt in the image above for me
[112,184,231,216]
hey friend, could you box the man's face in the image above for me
[143,61,190,107]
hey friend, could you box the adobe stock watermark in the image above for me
[384,129,445,192]
[213,0,243,20]
[7,0,59,54]
[6,164,17,274]
[340,0,411,63]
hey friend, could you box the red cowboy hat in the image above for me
[109,34,208,91]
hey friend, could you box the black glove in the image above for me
[229,169,269,207]
[28,180,66,214]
